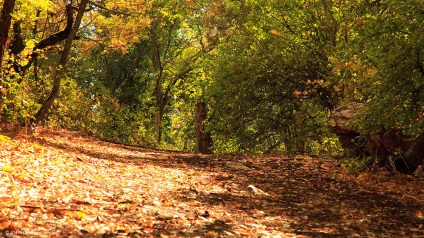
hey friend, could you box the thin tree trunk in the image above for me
[33,0,89,123]
[153,73,164,145]
[154,103,165,145]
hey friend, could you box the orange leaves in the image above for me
[0,218,11,230]
[85,0,150,54]
[0,127,423,237]
[417,211,424,220]
[270,29,286,38]
[76,179,87,184]
[49,208,66,218]
[293,79,335,98]
[355,18,364,27]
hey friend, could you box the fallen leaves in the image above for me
[0,128,423,237]
[1,165,14,172]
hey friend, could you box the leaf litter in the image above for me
[0,127,423,237]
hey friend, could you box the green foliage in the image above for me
[340,0,424,137]
[46,78,92,130]
[1,0,422,162]
[340,156,374,174]
[1,72,39,124]
[45,78,155,146]
[204,0,344,154]
[86,95,152,145]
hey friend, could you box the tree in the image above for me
[341,0,424,173]
[0,0,16,110]
[33,0,89,123]
[0,0,150,124]
[205,0,351,153]
[195,102,212,154]
[0,0,16,75]
[146,0,219,145]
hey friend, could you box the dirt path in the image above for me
[0,128,423,237]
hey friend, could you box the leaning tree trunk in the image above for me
[396,131,424,174]
[34,0,89,123]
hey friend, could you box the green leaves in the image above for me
[342,0,424,136]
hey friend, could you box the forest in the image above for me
[0,0,423,237]
[1,0,423,171]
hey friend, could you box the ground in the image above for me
[0,127,423,237]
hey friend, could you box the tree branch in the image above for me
[17,3,75,75]
[417,49,424,77]
[0,0,16,73]
[89,1,131,16]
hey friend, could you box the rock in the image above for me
[246,185,269,197]
[328,102,364,154]
[329,102,412,167]
[328,102,363,133]
[225,161,250,170]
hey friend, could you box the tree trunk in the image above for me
[33,0,89,123]
[0,0,16,74]
[0,0,16,110]
[195,102,212,154]
[154,103,165,146]
[396,132,424,174]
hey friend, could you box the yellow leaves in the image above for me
[25,0,52,12]
[116,203,131,211]
[2,165,14,172]
[75,211,87,221]
[12,0,53,32]
[85,0,150,54]
[0,134,10,142]
[25,39,36,49]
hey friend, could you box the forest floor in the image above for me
[0,127,423,237]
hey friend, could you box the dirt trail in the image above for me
[0,128,423,237]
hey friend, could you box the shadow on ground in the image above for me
[23,130,424,237]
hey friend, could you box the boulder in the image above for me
[328,102,412,165]
[328,102,364,154]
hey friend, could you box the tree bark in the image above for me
[18,3,74,77]
[396,131,424,174]
[154,102,165,146]
[33,0,89,123]
[195,102,212,154]
[0,0,16,110]
[0,0,16,71]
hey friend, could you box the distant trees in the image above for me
[205,0,347,153]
